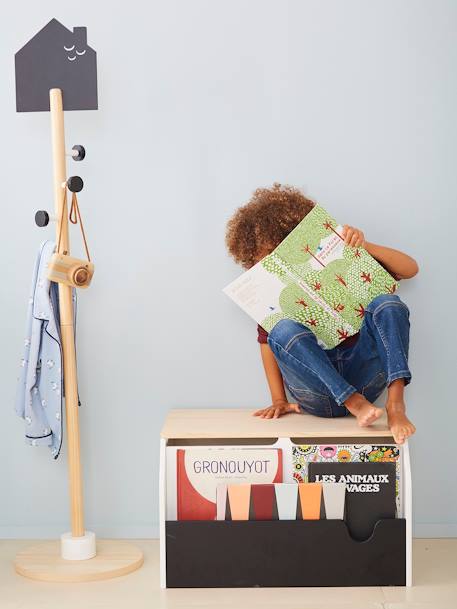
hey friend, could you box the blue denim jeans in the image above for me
[267,294,411,418]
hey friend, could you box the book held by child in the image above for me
[224,204,398,349]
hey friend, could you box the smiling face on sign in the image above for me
[64,34,87,63]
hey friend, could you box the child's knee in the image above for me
[366,293,409,316]
[267,319,314,352]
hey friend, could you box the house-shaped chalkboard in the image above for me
[15,18,98,112]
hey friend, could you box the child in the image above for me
[225,184,418,444]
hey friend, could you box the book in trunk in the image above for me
[308,462,396,540]
[292,443,401,513]
[223,204,398,349]
[177,448,282,520]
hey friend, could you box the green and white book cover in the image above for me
[223,204,398,349]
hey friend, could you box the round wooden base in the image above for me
[14,539,144,583]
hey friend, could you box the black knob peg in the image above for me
[72,145,86,161]
[35,210,50,227]
[67,176,84,193]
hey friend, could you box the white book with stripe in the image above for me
[322,482,346,519]
[274,483,298,520]
[216,484,228,520]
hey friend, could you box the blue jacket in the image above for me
[15,241,77,459]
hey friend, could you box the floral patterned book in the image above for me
[292,443,401,512]
[223,204,398,349]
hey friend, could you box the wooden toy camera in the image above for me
[47,252,94,289]
[43,179,94,289]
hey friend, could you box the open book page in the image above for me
[223,204,398,349]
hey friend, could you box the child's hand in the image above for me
[253,400,301,419]
[342,225,365,248]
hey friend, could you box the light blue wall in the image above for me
[1,0,456,538]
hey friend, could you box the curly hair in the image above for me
[225,183,315,268]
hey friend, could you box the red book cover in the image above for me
[177,448,283,520]
[251,484,276,520]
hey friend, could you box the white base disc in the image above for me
[61,530,96,560]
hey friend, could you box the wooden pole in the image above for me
[14,88,143,579]
[50,88,85,537]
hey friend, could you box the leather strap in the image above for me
[57,187,91,261]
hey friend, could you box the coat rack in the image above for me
[13,19,143,582]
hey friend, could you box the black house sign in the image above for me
[15,18,98,112]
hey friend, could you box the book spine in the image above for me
[322,482,346,519]
[216,484,228,521]
[275,483,298,520]
[298,483,322,520]
[251,484,276,520]
[227,484,251,521]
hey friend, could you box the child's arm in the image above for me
[364,242,419,280]
[342,225,419,279]
[253,343,301,418]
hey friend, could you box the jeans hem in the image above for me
[335,386,358,406]
[387,370,412,386]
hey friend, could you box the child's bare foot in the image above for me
[386,400,416,444]
[344,392,384,427]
